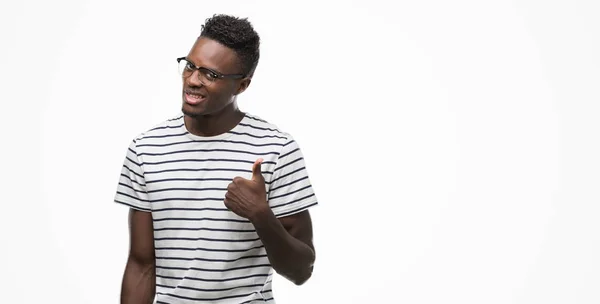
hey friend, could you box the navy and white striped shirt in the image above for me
[114,112,318,303]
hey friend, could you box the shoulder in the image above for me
[130,113,185,144]
[241,113,294,144]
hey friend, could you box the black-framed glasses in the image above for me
[177,57,245,85]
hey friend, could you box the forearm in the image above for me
[251,208,315,285]
[121,257,156,304]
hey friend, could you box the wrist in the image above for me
[249,203,274,224]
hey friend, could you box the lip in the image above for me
[184,92,207,105]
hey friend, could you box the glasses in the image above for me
[177,57,245,86]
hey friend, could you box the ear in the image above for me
[234,78,252,96]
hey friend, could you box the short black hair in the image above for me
[199,14,261,77]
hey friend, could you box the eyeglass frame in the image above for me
[176,57,246,83]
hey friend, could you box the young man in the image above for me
[114,14,318,304]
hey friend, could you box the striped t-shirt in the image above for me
[114,112,318,304]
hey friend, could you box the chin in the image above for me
[183,102,222,118]
[182,103,206,118]
[182,108,207,118]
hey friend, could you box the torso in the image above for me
[138,113,286,303]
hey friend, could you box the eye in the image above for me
[204,71,218,81]
[185,62,196,71]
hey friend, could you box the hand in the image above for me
[224,158,270,221]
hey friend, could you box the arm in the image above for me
[120,209,156,304]
[224,136,319,285]
[250,209,315,285]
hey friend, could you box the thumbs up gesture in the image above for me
[224,158,269,221]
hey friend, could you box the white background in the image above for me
[1,0,599,303]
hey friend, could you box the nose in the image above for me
[185,69,204,87]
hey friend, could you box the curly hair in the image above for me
[199,14,261,77]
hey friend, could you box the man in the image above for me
[114,14,318,304]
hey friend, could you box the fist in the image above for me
[224,158,269,220]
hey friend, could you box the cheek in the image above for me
[207,85,234,102]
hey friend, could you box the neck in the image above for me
[184,102,245,137]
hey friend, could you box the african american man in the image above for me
[113,14,318,304]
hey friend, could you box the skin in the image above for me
[120,36,316,303]
[120,209,155,304]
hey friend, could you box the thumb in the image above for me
[252,158,264,182]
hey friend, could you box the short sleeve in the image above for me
[267,136,318,218]
[114,139,151,212]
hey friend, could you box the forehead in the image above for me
[187,37,241,74]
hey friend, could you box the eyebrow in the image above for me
[185,57,226,75]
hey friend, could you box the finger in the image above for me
[225,189,243,204]
[252,158,264,182]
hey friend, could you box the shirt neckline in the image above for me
[181,112,248,141]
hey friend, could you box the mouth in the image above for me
[184,91,207,105]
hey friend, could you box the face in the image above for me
[181,37,251,117]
